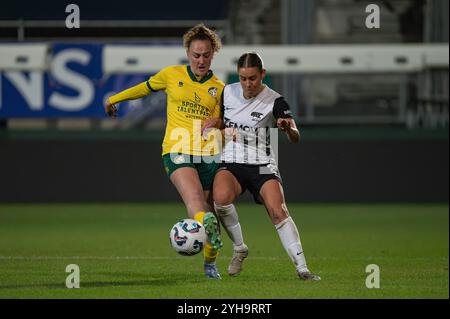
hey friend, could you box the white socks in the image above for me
[275,216,308,272]
[214,202,246,251]
[215,203,308,272]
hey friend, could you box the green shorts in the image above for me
[162,153,220,190]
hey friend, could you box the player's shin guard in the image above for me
[214,202,246,251]
[275,216,308,272]
[194,211,219,263]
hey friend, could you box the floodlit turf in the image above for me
[0,203,448,299]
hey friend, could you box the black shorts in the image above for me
[216,162,283,204]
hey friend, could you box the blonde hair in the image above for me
[183,23,222,53]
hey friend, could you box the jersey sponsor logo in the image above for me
[225,119,250,131]
[208,87,218,97]
[178,100,211,118]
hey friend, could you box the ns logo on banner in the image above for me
[0,44,108,117]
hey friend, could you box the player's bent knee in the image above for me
[213,190,235,206]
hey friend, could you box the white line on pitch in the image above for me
[0,256,445,261]
[0,256,279,260]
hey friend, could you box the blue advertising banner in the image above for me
[0,43,166,118]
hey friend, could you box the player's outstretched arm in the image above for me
[277,118,300,143]
[104,81,152,118]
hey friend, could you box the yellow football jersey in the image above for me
[148,65,224,156]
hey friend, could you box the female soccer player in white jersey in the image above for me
[206,52,320,281]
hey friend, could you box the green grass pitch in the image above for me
[0,203,448,299]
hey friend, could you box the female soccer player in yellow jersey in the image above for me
[104,24,224,279]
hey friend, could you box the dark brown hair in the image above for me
[237,52,264,72]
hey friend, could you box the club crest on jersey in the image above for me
[208,87,218,97]
[178,81,184,87]
[194,93,201,103]
[251,111,263,120]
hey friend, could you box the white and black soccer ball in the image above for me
[169,219,206,256]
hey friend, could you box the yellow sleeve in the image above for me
[108,81,151,105]
[147,67,168,91]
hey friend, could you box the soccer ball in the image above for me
[169,219,206,256]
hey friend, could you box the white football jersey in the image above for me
[221,82,293,165]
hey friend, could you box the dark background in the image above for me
[0,0,227,20]
[1,130,447,203]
